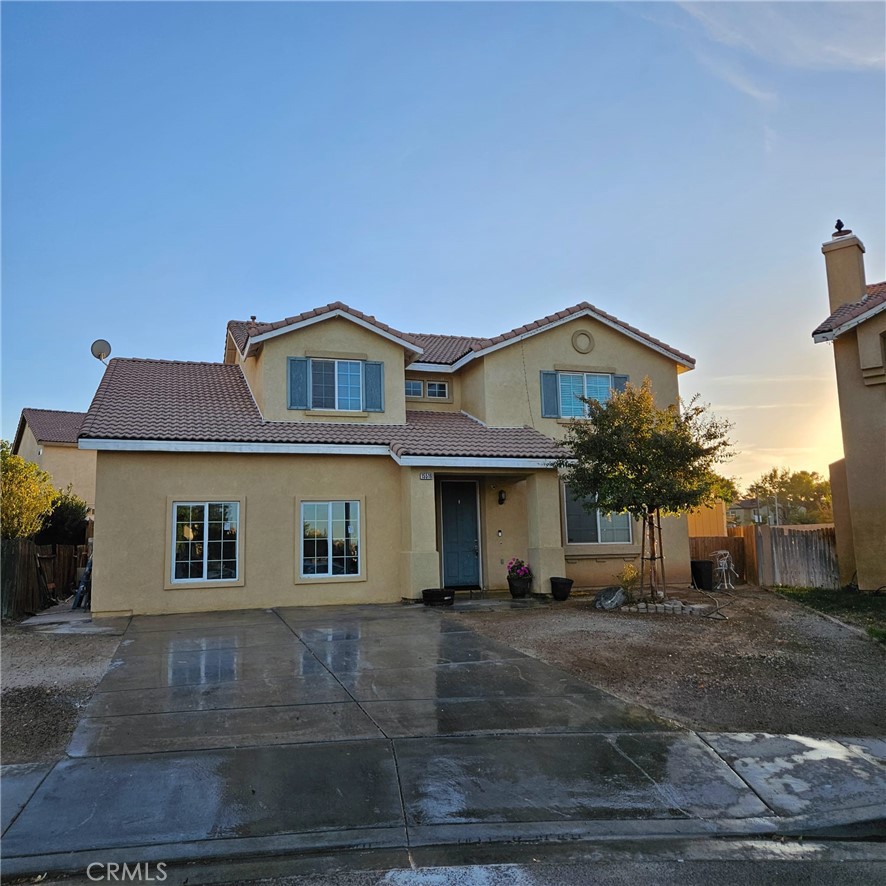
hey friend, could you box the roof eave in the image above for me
[245,310,425,359]
[812,300,886,343]
[446,308,695,371]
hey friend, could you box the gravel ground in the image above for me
[451,586,886,736]
[1,625,120,764]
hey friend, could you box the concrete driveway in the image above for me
[3,604,884,876]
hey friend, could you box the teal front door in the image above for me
[440,481,480,588]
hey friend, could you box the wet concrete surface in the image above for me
[702,732,886,816]
[2,741,404,856]
[4,604,885,874]
[0,762,52,833]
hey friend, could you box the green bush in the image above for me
[34,486,88,545]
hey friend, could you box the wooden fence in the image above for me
[689,536,747,582]
[1,541,87,619]
[726,524,838,589]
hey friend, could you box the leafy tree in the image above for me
[747,468,832,524]
[35,485,89,545]
[0,441,57,539]
[555,378,734,599]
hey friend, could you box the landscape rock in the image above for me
[594,586,626,610]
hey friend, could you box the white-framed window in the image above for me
[558,372,615,418]
[563,485,632,544]
[173,502,239,582]
[405,379,423,398]
[426,381,449,399]
[301,500,360,577]
[312,359,363,410]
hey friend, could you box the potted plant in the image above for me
[506,557,532,598]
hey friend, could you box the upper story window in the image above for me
[426,381,449,399]
[405,379,423,398]
[288,358,384,412]
[540,371,628,419]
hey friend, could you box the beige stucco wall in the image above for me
[234,316,408,424]
[831,319,886,591]
[477,316,683,431]
[91,451,407,616]
[17,424,96,507]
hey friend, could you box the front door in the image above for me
[440,481,480,588]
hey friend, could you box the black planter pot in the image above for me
[422,588,455,607]
[550,576,574,601]
[507,575,531,598]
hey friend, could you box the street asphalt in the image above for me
[2,603,884,880]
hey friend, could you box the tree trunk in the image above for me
[646,512,658,599]
[656,508,667,597]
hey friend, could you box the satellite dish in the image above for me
[90,339,112,362]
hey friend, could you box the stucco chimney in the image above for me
[821,220,866,312]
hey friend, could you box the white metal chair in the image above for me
[710,550,738,590]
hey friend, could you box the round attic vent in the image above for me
[571,329,594,354]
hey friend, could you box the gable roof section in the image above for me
[813,282,886,342]
[13,408,87,452]
[227,300,694,370]
[80,358,562,463]
[408,301,695,371]
[227,302,424,359]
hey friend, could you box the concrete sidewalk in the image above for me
[2,604,884,877]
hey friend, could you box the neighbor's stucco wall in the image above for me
[829,458,855,587]
[17,424,97,507]
[91,450,406,616]
[831,316,886,591]
[687,502,728,537]
[236,316,409,424]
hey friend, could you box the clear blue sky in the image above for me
[3,2,884,485]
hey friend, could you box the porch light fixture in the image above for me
[498,490,507,505]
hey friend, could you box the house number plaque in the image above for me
[420,472,433,480]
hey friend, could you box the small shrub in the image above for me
[615,562,641,601]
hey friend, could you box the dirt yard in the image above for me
[1,625,120,763]
[452,586,886,736]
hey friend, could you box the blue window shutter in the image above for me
[540,371,560,418]
[364,361,384,412]
[613,374,629,393]
[288,358,309,410]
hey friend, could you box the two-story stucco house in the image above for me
[13,408,96,508]
[814,224,886,592]
[79,301,696,617]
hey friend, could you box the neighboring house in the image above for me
[814,224,886,592]
[12,408,96,508]
[79,301,696,616]
[727,499,776,527]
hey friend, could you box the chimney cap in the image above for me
[833,219,853,238]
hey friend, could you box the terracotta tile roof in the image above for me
[228,300,694,368]
[813,282,886,339]
[15,408,86,448]
[406,333,486,365]
[80,359,562,460]
[227,302,422,358]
